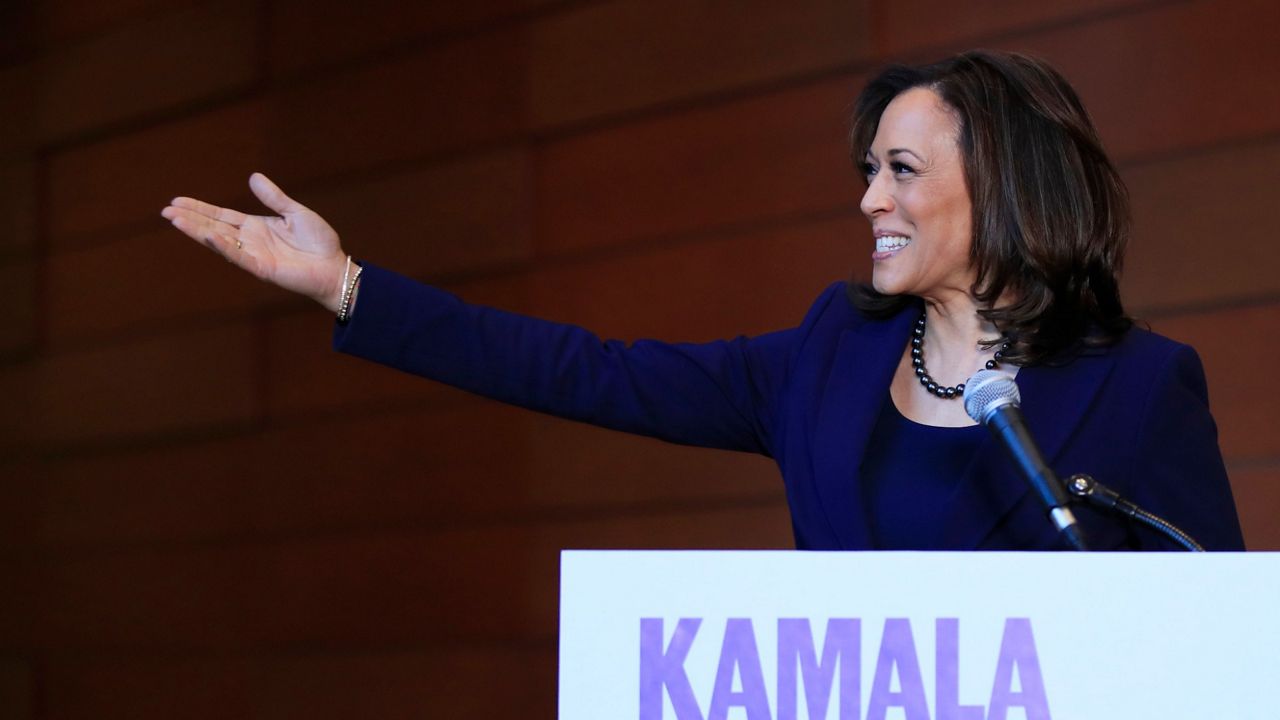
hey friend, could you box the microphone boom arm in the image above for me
[1065,474,1206,552]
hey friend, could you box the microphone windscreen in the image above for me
[963,369,1020,424]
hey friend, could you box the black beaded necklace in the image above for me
[910,312,1009,399]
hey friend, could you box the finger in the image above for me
[164,207,242,242]
[249,172,302,215]
[168,196,249,226]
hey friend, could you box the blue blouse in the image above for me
[861,397,988,550]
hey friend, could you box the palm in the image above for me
[162,173,348,309]
[238,210,338,290]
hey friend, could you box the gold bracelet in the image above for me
[337,255,353,317]
[337,259,363,323]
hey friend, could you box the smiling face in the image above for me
[860,87,974,302]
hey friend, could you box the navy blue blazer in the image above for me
[335,264,1245,551]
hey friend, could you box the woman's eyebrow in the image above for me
[887,148,925,163]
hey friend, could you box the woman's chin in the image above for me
[870,273,904,296]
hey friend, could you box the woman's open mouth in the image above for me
[873,234,911,260]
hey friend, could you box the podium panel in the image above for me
[560,551,1278,719]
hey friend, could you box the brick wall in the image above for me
[2,0,1277,716]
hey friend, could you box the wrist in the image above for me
[336,256,364,323]
[319,254,349,313]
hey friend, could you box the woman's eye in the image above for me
[890,161,915,175]
[860,162,877,177]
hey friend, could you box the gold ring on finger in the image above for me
[236,239,244,250]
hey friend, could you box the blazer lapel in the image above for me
[935,349,1117,549]
[810,303,918,549]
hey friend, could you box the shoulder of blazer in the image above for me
[1090,325,1195,379]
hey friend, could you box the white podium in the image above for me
[559,551,1279,720]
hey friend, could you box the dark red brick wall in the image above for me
[2,0,1277,715]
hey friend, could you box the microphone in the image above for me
[963,369,1089,551]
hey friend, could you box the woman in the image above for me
[162,50,1244,551]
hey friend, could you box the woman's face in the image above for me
[860,87,974,302]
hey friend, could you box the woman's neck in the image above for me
[890,292,1009,428]
[919,294,1006,386]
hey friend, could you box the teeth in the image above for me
[876,235,911,252]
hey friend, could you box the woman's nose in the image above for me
[860,174,893,218]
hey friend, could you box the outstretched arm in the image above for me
[163,173,814,456]
[161,173,350,312]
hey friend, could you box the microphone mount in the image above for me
[1065,474,1205,552]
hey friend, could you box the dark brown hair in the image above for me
[848,50,1132,366]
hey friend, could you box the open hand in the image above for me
[162,173,349,312]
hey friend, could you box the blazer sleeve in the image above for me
[333,264,840,456]
[1125,344,1246,550]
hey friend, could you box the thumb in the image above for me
[249,172,301,215]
